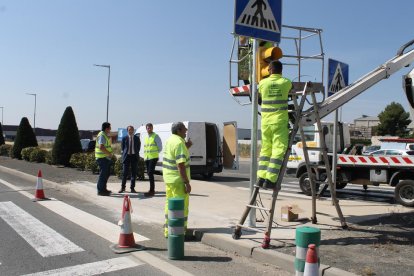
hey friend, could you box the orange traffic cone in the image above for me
[34,170,48,201]
[304,244,319,276]
[110,195,145,253]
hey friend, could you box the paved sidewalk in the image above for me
[0,158,412,275]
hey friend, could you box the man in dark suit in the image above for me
[119,125,141,193]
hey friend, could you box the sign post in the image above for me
[327,59,349,198]
[234,0,282,226]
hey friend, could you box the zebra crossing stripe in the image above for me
[0,177,149,243]
[0,201,84,257]
[38,200,149,243]
[21,256,143,276]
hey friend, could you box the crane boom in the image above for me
[302,39,414,125]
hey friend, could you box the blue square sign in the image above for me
[328,59,349,96]
[234,0,282,43]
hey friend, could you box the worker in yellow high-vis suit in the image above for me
[162,122,192,238]
[257,60,292,190]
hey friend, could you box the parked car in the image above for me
[80,139,96,152]
[369,149,414,156]
[362,145,381,155]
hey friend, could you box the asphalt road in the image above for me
[0,170,290,276]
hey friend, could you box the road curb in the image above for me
[199,230,357,276]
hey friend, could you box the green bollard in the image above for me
[168,198,185,260]
[294,226,321,276]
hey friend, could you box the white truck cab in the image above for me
[287,121,350,173]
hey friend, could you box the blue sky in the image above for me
[1,0,414,130]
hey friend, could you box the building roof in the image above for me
[354,116,379,121]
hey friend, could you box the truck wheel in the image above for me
[202,172,214,179]
[299,172,320,196]
[395,180,414,207]
[336,182,348,190]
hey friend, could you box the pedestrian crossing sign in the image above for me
[328,59,349,96]
[234,0,282,43]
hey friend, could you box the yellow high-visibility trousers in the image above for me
[258,122,288,183]
[164,182,189,238]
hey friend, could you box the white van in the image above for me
[137,121,238,179]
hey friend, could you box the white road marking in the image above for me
[0,201,84,257]
[132,251,194,276]
[38,200,149,243]
[0,178,149,243]
[0,177,192,276]
[22,256,143,276]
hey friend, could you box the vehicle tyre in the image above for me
[232,229,242,240]
[202,172,214,179]
[336,182,348,189]
[395,180,414,207]
[299,172,320,196]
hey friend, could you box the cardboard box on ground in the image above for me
[281,204,303,222]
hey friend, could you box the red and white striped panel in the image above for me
[338,154,414,167]
[230,85,250,95]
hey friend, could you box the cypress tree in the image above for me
[52,106,82,166]
[0,123,5,145]
[12,117,38,159]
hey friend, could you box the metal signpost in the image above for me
[328,59,349,196]
[234,0,282,227]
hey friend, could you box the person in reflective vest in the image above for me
[95,122,114,196]
[162,122,193,238]
[257,60,292,189]
[144,123,162,197]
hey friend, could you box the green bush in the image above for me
[0,123,5,145]
[114,158,122,178]
[29,148,47,163]
[85,153,117,175]
[110,155,117,175]
[85,153,99,174]
[45,151,53,165]
[115,157,145,180]
[69,152,87,170]
[12,117,38,159]
[52,106,82,166]
[0,144,12,156]
[21,147,37,161]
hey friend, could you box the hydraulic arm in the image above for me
[302,39,414,125]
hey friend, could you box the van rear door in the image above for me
[223,121,239,169]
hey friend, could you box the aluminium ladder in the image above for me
[232,82,348,249]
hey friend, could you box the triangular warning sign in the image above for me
[236,0,280,33]
[329,64,346,93]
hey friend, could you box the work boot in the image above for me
[97,191,111,196]
[130,188,137,193]
[144,191,155,197]
[256,178,265,188]
[263,179,276,189]
[118,188,125,193]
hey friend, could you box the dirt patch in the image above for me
[277,212,414,275]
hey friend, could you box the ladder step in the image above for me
[246,204,271,212]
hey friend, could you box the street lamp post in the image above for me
[93,64,111,122]
[0,106,3,125]
[26,93,37,134]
